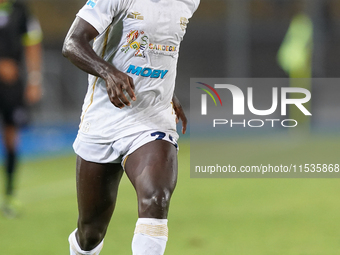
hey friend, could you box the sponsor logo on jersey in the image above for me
[86,0,97,8]
[127,65,168,79]
[121,30,178,57]
[121,30,148,57]
[127,12,144,20]
[180,17,189,31]
[148,43,177,52]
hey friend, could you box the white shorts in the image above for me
[73,129,179,168]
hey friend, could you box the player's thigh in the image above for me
[124,140,178,210]
[76,156,124,223]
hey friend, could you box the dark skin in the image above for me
[63,17,187,251]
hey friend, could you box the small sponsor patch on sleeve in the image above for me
[86,0,97,8]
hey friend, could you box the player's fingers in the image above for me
[116,85,131,106]
[128,76,135,91]
[180,114,187,134]
[116,83,131,106]
[176,105,187,134]
[125,76,136,101]
[107,86,125,108]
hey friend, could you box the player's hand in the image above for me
[25,84,42,105]
[104,68,136,108]
[172,94,187,134]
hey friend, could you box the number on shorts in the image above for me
[151,131,178,148]
[169,134,178,148]
[151,131,166,140]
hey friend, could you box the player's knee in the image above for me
[77,224,105,251]
[140,188,172,217]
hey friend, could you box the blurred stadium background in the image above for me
[2,0,340,254]
[13,0,340,155]
[22,0,340,126]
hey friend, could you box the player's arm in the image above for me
[23,17,43,105]
[25,42,42,104]
[172,93,187,134]
[62,17,136,108]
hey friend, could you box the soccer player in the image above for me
[62,0,199,254]
[0,0,43,218]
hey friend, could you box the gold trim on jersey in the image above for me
[170,101,175,115]
[122,155,129,169]
[79,27,111,128]
[180,17,189,31]
[127,11,144,20]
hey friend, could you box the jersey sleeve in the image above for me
[76,0,131,35]
[191,0,200,13]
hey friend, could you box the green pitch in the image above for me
[1,137,340,254]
